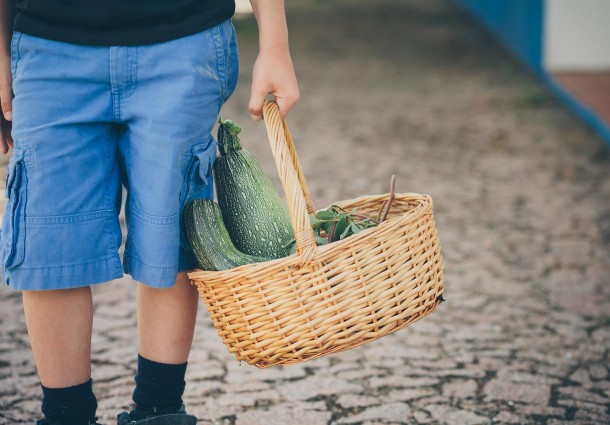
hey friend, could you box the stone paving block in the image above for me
[187,401,241,423]
[495,369,560,385]
[91,363,132,383]
[214,389,281,407]
[423,403,490,425]
[557,398,609,414]
[547,420,578,425]
[550,239,593,268]
[235,404,332,425]
[493,410,526,424]
[275,375,361,401]
[336,394,381,408]
[186,360,226,381]
[558,386,610,405]
[225,362,308,384]
[514,404,566,418]
[335,367,386,381]
[368,376,439,390]
[222,381,271,393]
[413,409,433,424]
[388,387,438,402]
[484,379,550,406]
[441,379,477,399]
[336,402,410,424]
[184,379,224,397]
[573,408,610,423]
[570,367,593,386]
[408,358,458,370]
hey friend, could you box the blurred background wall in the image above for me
[452,0,610,145]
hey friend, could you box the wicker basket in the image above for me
[188,100,444,368]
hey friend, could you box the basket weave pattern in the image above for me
[188,101,444,368]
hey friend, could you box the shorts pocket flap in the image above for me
[1,149,27,269]
[191,136,218,185]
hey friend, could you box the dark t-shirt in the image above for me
[13,0,235,46]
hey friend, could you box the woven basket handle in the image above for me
[262,100,317,265]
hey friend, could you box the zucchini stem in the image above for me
[217,117,243,155]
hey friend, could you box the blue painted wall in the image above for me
[452,0,610,146]
[452,0,545,72]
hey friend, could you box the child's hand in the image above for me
[0,52,12,154]
[248,0,299,121]
[249,49,299,121]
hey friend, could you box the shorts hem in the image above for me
[123,255,180,288]
[1,256,123,290]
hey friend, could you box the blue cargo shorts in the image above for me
[0,18,239,290]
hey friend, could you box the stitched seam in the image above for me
[104,125,120,259]
[125,254,178,270]
[109,48,121,121]
[129,203,179,225]
[210,24,226,111]
[10,32,22,81]
[26,210,113,225]
[122,46,138,99]
[6,255,120,271]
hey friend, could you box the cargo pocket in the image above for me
[179,136,218,251]
[1,150,27,269]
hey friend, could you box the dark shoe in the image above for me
[116,404,196,425]
[35,417,103,425]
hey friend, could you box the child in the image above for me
[0,0,299,423]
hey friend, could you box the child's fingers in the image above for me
[275,93,299,119]
[0,129,8,155]
[248,88,266,121]
[0,75,12,122]
[0,115,13,154]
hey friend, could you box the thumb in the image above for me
[248,87,266,121]
[1,82,13,122]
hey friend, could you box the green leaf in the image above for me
[350,223,363,234]
[309,215,330,230]
[309,215,324,226]
[332,216,348,242]
[339,222,353,239]
[355,218,376,228]
[217,117,242,136]
[316,210,336,220]
[321,220,336,235]
[314,234,328,245]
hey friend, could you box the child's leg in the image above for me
[113,18,239,420]
[136,271,198,364]
[125,272,198,418]
[22,287,93,387]
[22,287,98,422]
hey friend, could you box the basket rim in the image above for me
[187,191,433,282]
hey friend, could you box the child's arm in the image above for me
[248,0,299,120]
[0,0,14,154]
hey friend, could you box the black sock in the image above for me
[131,354,187,418]
[41,378,97,425]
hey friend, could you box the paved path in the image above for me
[1,0,610,423]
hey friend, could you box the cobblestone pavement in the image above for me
[2,0,610,424]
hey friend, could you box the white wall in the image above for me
[545,0,610,71]
[235,0,253,14]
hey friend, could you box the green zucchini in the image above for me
[213,118,294,259]
[183,199,270,271]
